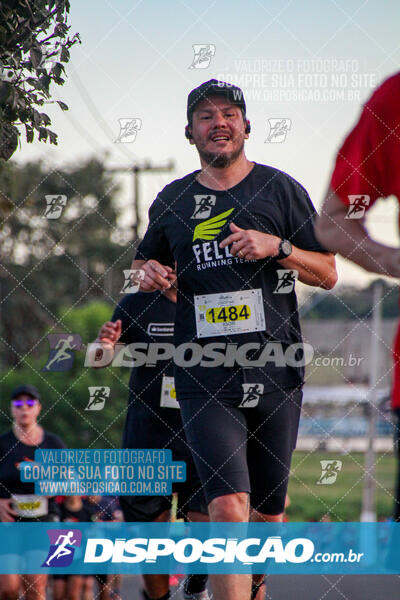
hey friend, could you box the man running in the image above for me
[0,385,66,600]
[131,79,337,600]
[94,284,209,600]
[315,71,400,521]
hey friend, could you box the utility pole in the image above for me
[361,281,383,522]
[108,161,174,239]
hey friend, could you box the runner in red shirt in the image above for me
[315,71,400,520]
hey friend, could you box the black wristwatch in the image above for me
[276,239,293,260]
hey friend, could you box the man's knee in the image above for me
[24,577,47,600]
[208,492,249,522]
[0,578,20,600]
[0,588,19,600]
[24,589,46,600]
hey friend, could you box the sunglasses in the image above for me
[12,398,38,407]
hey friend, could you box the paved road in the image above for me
[120,574,400,599]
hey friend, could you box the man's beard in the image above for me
[197,139,245,168]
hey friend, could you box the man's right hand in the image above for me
[0,498,17,522]
[98,319,122,349]
[132,260,175,292]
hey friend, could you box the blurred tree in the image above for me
[0,0,80,161]
[0,157,135,367]
[0,301,129,448]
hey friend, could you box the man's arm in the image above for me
[220,223,337,289]
[90,319,122,369]
[0,498,17,522]
[278,247,337,289]
[131,259,175,292]
[315,188,400,278]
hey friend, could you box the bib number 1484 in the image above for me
[194,289,265,338]
[206,304,250,323]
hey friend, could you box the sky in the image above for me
[13,0,400,287]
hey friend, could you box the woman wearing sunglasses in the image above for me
[0,384,66,600]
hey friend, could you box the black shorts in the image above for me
[179,386,302,515]
[120,401,207,521]
[120,482,206,523]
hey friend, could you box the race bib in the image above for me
[12,494,48,517]
[160,375,180,409]
[194,289,266,338]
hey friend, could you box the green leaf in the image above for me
[60,46,70,62]
[51,62,63,78]
[0,122,19,160]
[32,108,41,127]
[0,25,7,45]
[0,82,10,105]
[30,46,43,68]
[38,127,48,141]
[40,112,51,125]
[48,129,57,144]
[39,74,51,92]
[16,95,27,110]
[26,77,41,89]
[25,124,34,143]
[57,100,68,111]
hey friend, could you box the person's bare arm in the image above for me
[315,188,400,277]
[131,259,175,292]
[220,222,337,289]
[89,320,122,369]
[278,247,337,289]
[0,498,17,522]
[98,320,122,348]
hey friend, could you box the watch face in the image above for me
[281,240,292,256]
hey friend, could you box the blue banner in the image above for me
[19,449,186,495]
[0,522,399,574]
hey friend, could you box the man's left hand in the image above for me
[219,222,281,260]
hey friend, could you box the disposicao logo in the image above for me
[42,529,82,567]
[83,535,314,564]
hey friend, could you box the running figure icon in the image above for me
[242,385,262,405]
[45,531,77,566]
[345,195,370,219]
[44,335,76,371]
[86,386,109,410]
[239,383,264,408]
[274,270,297,294]
[191,195,216,219]
[43,195,67,219]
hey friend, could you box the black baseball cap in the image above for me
[10,384,41,401]
[187,79,246,124]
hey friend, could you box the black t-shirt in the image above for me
[136,163,328,400]
[111,292,184,448]
[0,430,66,513]
[112,292,176,405]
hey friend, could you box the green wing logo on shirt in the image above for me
[192,208,234,242]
